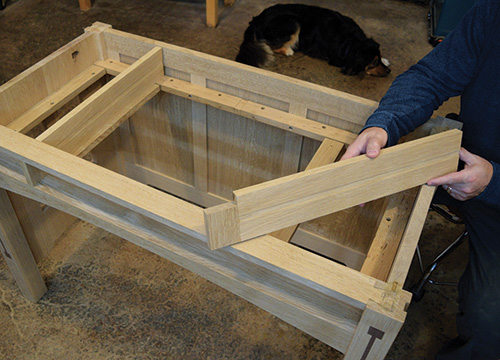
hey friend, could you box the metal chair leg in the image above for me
[410,231,468,302]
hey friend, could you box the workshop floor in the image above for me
[0,0,466,359]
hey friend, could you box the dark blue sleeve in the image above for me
[363,0,493,146]
[476,162,500,210]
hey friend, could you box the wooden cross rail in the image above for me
[36,48,163,158]
[94,59,358,145]
[6,65,106,134]
[0,125,206,241]
[204,129,462,249]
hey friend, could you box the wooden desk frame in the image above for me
[0,23,461,359]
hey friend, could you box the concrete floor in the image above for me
[0,0,466,359]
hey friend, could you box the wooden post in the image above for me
[78,0,91,11]
[0,189,47,302]
[344,300,405,360]
[206,0,218,27]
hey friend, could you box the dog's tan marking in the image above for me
[365,56,391,77]
[273,28,300,56]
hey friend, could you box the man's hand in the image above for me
[427,147,493,201]
[341,127,388,160]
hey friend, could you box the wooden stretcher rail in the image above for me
[0,126,206,240]
[95,59,357,144]
[101,27,378,132]
[6,65,106,134]
[204,130,462,249]
[0,31,102,127]
[36,48,163,157]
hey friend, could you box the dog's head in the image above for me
[342,39,390,77]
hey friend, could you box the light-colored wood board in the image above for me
[191,74,209,193]
[230,235,403,311]
[85,22,112,62]
[234,130,461,214]
[207,78,290,112]
[225,130,461,243]
[270,138,343,242]
[37,47,163,157]
[7,66,106,134]
[0,125,206,241]
[90,128,127,176]
[239,153,457,241]
[101,27,378,131]
[361,188,419,281]
[96,60,356,144]
[127,92,195,185]
[344,300,405,360]
[160,76,357,144]
[206,107,301,199]
[299,198,388,254]
[204,202,240,250]
[0,188,47,302]
[125,162,227,208]
[0,156,362,353]
[95,59,129,75]
[387,185,437,285]
[290,228,366,270]
[307,108,365,135]
[0,32,100,126]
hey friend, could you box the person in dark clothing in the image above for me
[341,1,500,359]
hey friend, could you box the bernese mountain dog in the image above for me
[236,4,390,77]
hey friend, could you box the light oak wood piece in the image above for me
[205,130,461,249]
[360,188,418,281]
[344,300,406,360]
[95,59,357,144]
[37,47,163,157]
[7,65,106,134]
[207,0,236,27]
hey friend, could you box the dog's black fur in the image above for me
[236,4,390,76]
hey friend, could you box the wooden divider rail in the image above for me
[0,22,462,359]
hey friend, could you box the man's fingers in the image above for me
[366,140,382,158]
[427,171,464,187]
[458,147,475,165]
[341,127,388,161]
[341,142,364,160]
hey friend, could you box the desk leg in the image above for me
[0,188,47,302]
[344,300,405,360]
[78,0,91,11]
[206,0,218,27]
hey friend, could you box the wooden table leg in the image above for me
[206,0,218,27]
[0,188,47,302]
[344,300,406,360]
[78,0,91,11]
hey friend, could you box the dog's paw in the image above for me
[285,48,294,56]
